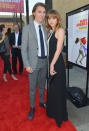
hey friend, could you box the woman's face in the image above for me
[48,16,58,30]
[3,27,8,34]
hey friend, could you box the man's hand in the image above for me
[26,66,33,73]
[12,45,17,48]
[18,45,21,49]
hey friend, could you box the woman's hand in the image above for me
[50,64,57,76]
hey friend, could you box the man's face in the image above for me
[14,25,19,33]
[33,6,46,24]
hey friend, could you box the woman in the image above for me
[75,37,87,64]
[0,24,18,82]
[46,10,68,127]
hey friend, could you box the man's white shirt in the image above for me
[15,32,19,47]
[34,21,47,57]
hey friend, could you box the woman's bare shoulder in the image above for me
[57,28,64,34]
[55,28,65,39]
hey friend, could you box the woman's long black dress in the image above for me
[46,32,68,127]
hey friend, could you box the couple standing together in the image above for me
[21,2,68,128]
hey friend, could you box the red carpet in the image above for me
[0,58,77,131]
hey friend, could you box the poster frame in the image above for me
[0,0,24,13]
[66,4,89,70]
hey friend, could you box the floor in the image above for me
[67,66,89,131]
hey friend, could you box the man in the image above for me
[9,24,23,74]
[21,2,48,120]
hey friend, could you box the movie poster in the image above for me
[0,0,24,13]
[68,10,88,68]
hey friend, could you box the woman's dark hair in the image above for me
[6,28,11,38]
[32,2,46,19]
[0,24,5,32]
[75,38,79,44]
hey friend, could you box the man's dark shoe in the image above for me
[13,71,17,74]
[19,72,23,75]
[39,103,47,108]
[28,108,35,120]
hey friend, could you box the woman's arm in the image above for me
[0,34,5,43]
[50,28,64,76]
[0,39,3,43]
